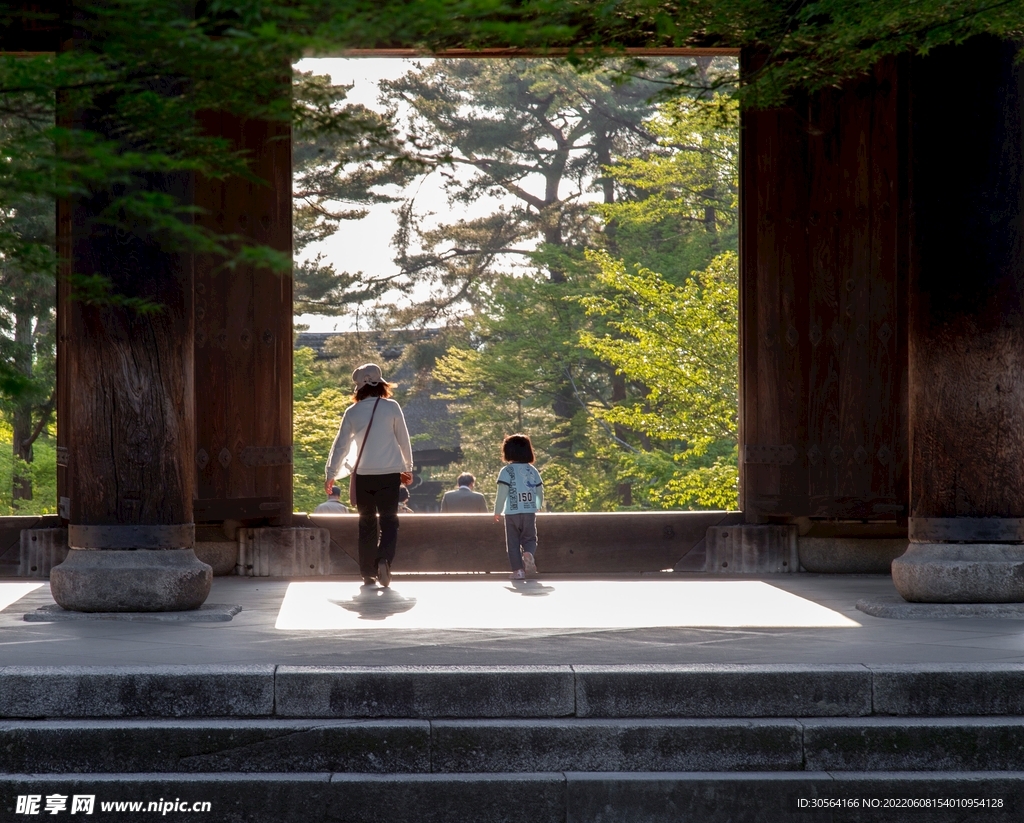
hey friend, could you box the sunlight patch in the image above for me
[275,579,860,631]
[0,582,44,612]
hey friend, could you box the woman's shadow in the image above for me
[505,579,556,597]
[331,584,418,621]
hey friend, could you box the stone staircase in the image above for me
[2,664,1023,821]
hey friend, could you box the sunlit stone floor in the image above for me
[2,574,1024,668]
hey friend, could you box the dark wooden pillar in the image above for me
[892,38,1024,601]
[193,112,293,526]
[50,94,211,611]
[740,56,908,524]
[54,100,291,609]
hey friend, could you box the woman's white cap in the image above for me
[352,363,388,388]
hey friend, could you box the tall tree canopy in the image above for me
[377,58,676,320]
[430,80,739,510]
[579,250,740,510]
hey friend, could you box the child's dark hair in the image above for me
[502,433,534,463]
[353,382,392,402]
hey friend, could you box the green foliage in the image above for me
[292,70,422,316]
[597,92,739,277]
[580,251,738,450]
[690,0,1024,108]
[433,263,632,510]
[292,347,353,513]
[425,67,743,511]
[0,98,57,505]
[377,57,687,320]
[0,421,57,516]
[384,57,709,511]
[616,429,739,511]
[578,251,740,509]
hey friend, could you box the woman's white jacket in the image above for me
[325,397,414,479]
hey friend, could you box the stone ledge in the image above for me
[0,666,275,718]
[802,717,1024,771]
[800,538,906,574]
[5,664,1024,719]
[868,664,1024,716]
[573,664,873,718]
[8,717,1024,775]
[275,665,576,718]
[857,596,1024,619]
[431,718,803,772]
[0,719,431,774]
[23,604,241,623]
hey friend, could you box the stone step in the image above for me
[5,717,1024,774]
[1,772,1022,822]
[5,663,1024,719]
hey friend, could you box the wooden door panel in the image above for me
[741,57,908,522]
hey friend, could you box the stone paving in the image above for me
[3,572,1024,668]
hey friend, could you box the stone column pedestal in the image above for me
[50,525,210,612]
[892,543,1024,603]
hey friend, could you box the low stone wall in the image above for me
[304,510,742,575]
[1,512,910,578]
[798,537,908,574]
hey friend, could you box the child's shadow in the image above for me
[331,585,418,621]
[505,580,555,597]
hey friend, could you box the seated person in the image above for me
[313,485,348,514]
[440,472,488,513]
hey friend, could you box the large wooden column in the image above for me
[892,38,1024,601]
[193,112,293,526]
[51,113,211,611]
[740,56,908,524]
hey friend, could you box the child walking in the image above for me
[493,433,544,580]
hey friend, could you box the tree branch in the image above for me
[21,389,55,452]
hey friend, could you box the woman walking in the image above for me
[325,363,414,587]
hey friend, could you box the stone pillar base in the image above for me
[704,524,798,573]
[237,527,331,577]
[891,543,1024,603]
[50,548,212,612]
[19,528,69,578]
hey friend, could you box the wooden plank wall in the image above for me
[740,57,908,523]
[193,113,293,523]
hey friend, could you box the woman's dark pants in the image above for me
[355,472,400,578]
